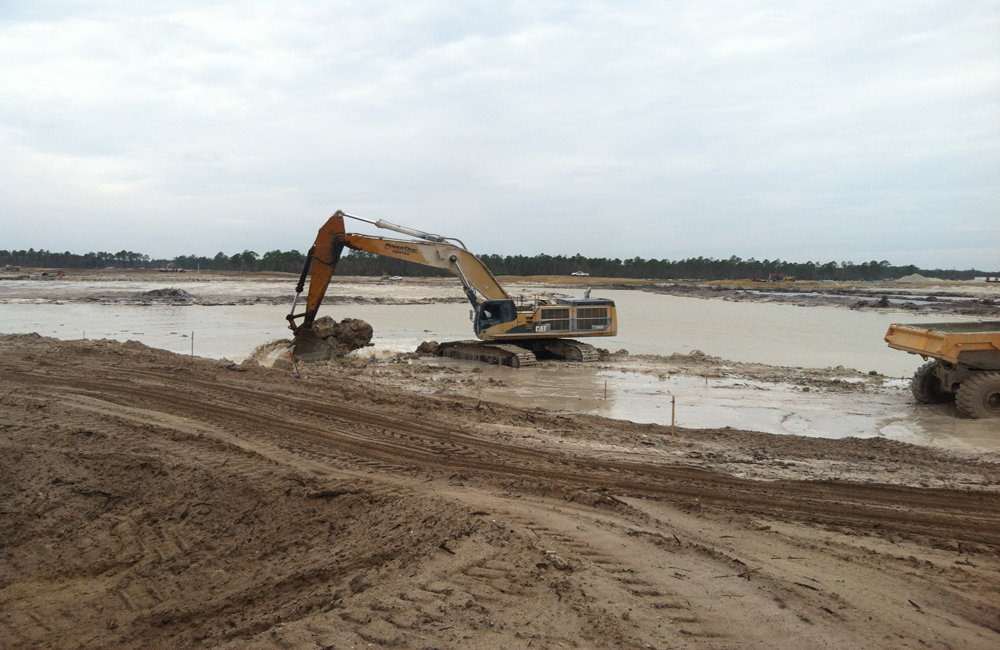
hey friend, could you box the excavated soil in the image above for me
[310,316,375,357]
[2,334,1000,650]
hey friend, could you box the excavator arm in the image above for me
[287,211,508,335]
[287,210,618,366]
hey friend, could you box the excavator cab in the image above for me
[474,299,518,336]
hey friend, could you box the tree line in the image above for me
[1,247,993,281]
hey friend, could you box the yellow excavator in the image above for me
[286,211,618,366]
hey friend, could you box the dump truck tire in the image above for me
[956,372,1000,419]
[910,361,952,404]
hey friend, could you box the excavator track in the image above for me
[435,339,601,366]
[517,338,601,363]
[436,341,538,368]
[552,339,601,362]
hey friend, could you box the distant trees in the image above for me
[473,253,978,281]
[258,250,305,273]
[0,248,150,269]
[147,250,303,273]
[0,247,992,281]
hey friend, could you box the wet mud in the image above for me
[647,283,1000,317]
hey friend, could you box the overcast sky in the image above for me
[1,1,998,269]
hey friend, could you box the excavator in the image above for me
[286,211,617,367]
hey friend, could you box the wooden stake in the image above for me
[372,356,377,387]
[671,395,676,441]
[604,379,608,400]
[477,378,482,408]
[191,331,194,356]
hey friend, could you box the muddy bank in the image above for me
[2,334,1000,649]
[9,268,997,317]
[0,269,476,306]
[645,282,1000,317]
[260,343,1000,453]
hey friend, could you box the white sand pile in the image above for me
[896,273,945,283]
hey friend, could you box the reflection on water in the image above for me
[423,358,1000,453]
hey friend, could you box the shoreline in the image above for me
[2,268,997,317]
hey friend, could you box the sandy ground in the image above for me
[3,334,1000,649]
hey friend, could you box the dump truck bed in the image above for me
[885,321,1000,369]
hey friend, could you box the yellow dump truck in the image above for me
[885,321,1000,418]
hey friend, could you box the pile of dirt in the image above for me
[311,316,374,357]
[897,273,945,283]
[244,320,374,368]
[136,287,196,302]
[596,347,631,361]
[415,340,440,354]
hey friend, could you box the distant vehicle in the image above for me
[389,276,403,281]
[571,271,589,276]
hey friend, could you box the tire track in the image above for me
[4,365,1000,546]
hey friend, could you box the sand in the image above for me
[2,333,999,649]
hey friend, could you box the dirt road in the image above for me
[2,334,999,649]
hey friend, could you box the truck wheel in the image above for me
[910,361,953,403]
[956,372,1000,419]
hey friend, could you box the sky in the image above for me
[1,1,998,269]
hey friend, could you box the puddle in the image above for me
[421,359,1000,453]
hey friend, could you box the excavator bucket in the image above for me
[290,328,333,361]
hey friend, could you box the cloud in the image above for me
[1,1,997,268]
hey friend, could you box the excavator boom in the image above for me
[288,211,617,365]
[287,212,507,334]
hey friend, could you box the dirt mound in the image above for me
[896,273,944,283]
[136,287,196,302]
[597,347,630,361]
[311,316,373,356]
[416,340,440,355]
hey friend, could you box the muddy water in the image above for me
[0,302,474,360]
[0,289,964,375]
[421,359,1000,453]
[2,293,994,452]
[596,289,963,377]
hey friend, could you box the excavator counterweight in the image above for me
[287,211,618,365]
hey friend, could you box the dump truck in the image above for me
[885,321,1000,418]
